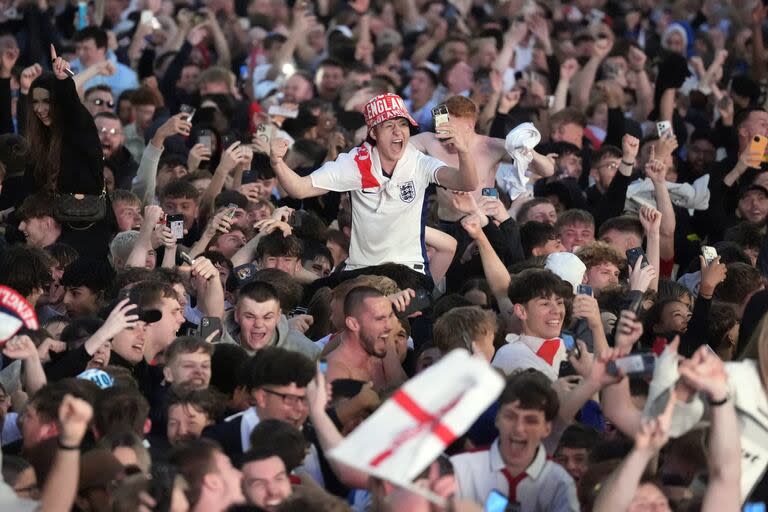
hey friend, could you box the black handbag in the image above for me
[53,188,107,225]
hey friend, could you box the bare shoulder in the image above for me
[409,132,435,152]
[483,136,507,153]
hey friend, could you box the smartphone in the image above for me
[399,288,432,318]
[626,247,649,269]
[481,188,498,198]
[744,503,767,512]
[198,129,213,151]
[577,284,593,296]
[256,123,272,145]
[630,195,656,210]
[77,1,88,29]
[140,10,159,29]
[166,214,184,239]
[627,293,644,316]
[221,134,235,150]
[432,105,449,133]
[267,105,299,119]
[701,245,718,265]
[198,316,222,341]
[180,251,195,265]
[288,209,305,228]
[478,77,493,94]
[656,120,672,138]
[484,489,510,512]
[750,135,768,163]
[180,104,196,122]
[225,203,238,220]
[319,358,328,374]
[561,331,581,359]
[607,353,656,377]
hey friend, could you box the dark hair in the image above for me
[210,343,249,396]
[593,145,622,164]
[551,141,581,157]
[656,279,693,304]
[166,387,224,421]
[74,26,108,48]
[46,243,79,269]
[214,190,248,211]
[28,379,98,424]
[301,240,333,267]
[498,370,559,421]
[252,268,303,312]
[432,293,473,319]
[61,316,104,346]
[110,268,156,298]
[128,279,179,310]
[17,193,56,220]
[248,419,308,471]
[306,287,332,340]
[516,197,554,224]
[255,231,304,260]
[61,257,115,293]
[459,278,494,306]
[714,262,763,305]
[200,250,234,272]
[557,423,601,450]
[0,245,53,296]
[1,456,32,486]
[93,111,120,123]
[707,301,739,354]
[169,439,221,506]
[239,347,316,391]
[508,268,573,305]
[520,221,560,258]
[26,73,62,191]
[735,107,768,130]
[724,222,763,251]
[712,240,752,266]
[93,387,150,437]
[165,336,214,365]
[238,280,281,308]
[597,216,644,239]
[555,209,594,230]
[160,179,200,201]
[84,84,113,99]
[343,286,385,317]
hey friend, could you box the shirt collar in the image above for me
[505,334,561,351]
[490,439,548,479]
[240,407,260,452]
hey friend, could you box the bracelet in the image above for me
[57,438,81,451]
[621,160,636,167]
[708,395,729,407]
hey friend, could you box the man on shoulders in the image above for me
[268,93,477,277]
[409,95,555,226]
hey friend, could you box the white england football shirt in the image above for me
[310,142,446,273]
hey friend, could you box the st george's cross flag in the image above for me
[328,349,504,502]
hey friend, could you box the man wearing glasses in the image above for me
[203,347,315,461]
[93,112,138,191]
[585,135,640,227]
[83,85,115,117]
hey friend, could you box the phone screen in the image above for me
[484,490,509,512]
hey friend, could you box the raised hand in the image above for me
[699,255,727,298]
[50,44,71,80]
[143,204,165,226]
[627,46,647,72]
[99,298,140,340]
[638,206,661,235]
[220,141,245,170]
[254,218,291,237]
[204,209,232,238]
[289,314,314,333]
[157,113,192,140]
[190,256,218,281]
[270,138,290,163]
[559,58,579,81]
[621,134,640,163]
[2,335,39,361]
[450,190,479,215]
[0,46,19,78]
[461,212,489,239]
[388,288,415,314]
[614,310,643,353]
[633,394,676,455]
[497,89,522,114]
[644,152,668,184]
[678,345,729,402]
[20,64,43,94]
[58,394,93,447]
[187,143,212,172]
[628,256,656,292]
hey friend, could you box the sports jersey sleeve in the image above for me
[415,151,447,186]
[310,150,364,192]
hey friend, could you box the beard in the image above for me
[360,330,387,358]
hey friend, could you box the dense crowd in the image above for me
[0,0,766,510]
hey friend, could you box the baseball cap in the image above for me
[739,183,768,199]
[363,93,417,133]
[0,285,39,343]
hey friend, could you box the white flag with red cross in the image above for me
[327,349,504,498]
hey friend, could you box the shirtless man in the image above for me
[325,286,408,391]
[409,95,555,223]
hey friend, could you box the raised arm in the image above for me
[434,122,479,191]
[553,58,579,113]
[570,37,612,110]
[2,335,46,396]
[646,141,677,263]
[270,139,328,199]
[424,227,457,286]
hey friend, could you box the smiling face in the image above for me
[656,300,691,334]
[164,350,211,390]
[146,297,185,354]
[514,294,566,339]
[739,190,768,224]
[31,88,52,126]
[95,116,124,158]
[496,401,551,470]
[235,298,280,351]
[86,341,111,369]
[371,118,410,168]
[167,403,211,446]
[251,383,309,429]
[18,216,54,247]
[242,456,292,510]
[559,221,595,252]
[111,322,148,364]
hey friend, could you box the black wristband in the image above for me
[708,395,729,407]
[622,160,636,167]
[57,438,81,451]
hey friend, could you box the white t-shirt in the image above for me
[310,142,446,273]
[451,440,579,511]
[492,334,566,381]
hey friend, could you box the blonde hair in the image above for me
[331,275,399,302]
[433,306,496,354]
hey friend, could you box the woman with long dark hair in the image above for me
[22,46,114,256]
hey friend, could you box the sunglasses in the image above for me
[92,98,115,108]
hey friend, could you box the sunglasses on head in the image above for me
[92,98,115,108]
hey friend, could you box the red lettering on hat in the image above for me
[0,286,39,331]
